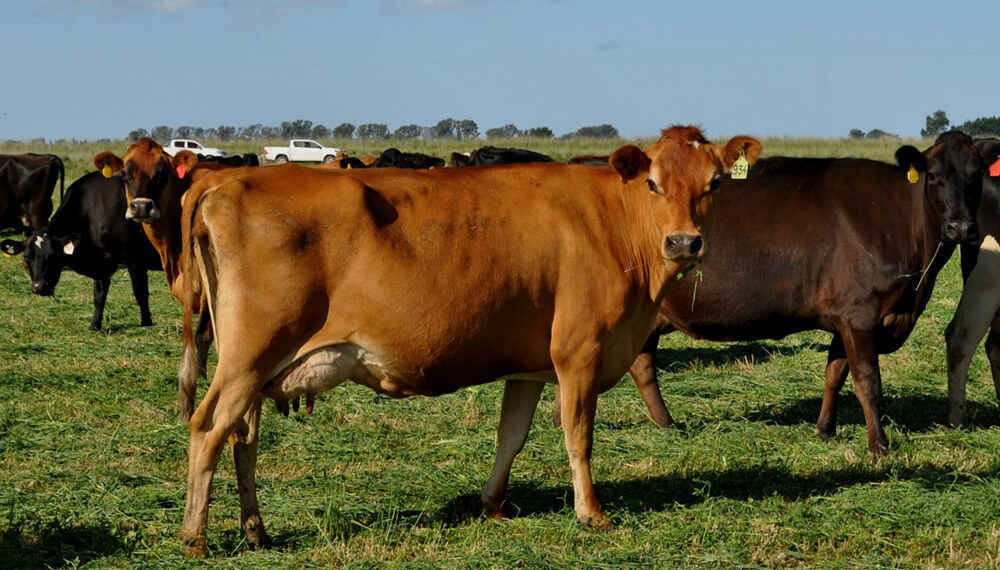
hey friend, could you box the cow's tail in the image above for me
[176,169,216,422]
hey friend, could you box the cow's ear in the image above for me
[0,239,25,257]
[610,145,652,183]
[895,145,927,174]
[61,234,81,256]
[719,136,763,171]
[93,152,124,178]
[172,151,199,179]
[363,185,398,226]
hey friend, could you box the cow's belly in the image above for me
[261,342,551,401]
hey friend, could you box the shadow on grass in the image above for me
[433,458,994,528]
[0,521,127,570]
[655,340,826,371]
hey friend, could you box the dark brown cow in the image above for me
[0,153,64,233]
[176,126,762,555]
[556,131,983,455]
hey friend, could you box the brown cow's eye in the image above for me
[707,177,722,193]
[646,179,656,193]
[927,172,937,183]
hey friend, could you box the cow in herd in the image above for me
[0,153,64,233]
[0,171,162,331]
[174,126,761,554]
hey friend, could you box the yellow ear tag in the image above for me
[346,164,352,169]
[907,165,919,184]
[731,151,749,180]
[101,165,112,178]
[2,252,10,259]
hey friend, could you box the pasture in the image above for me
[3,136,1000,568]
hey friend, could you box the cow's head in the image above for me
[897,130,983,244]
[93,139,198,223]
[0,232,80,296]
[610,126,762,262]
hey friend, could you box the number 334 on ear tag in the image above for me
[731,151,749,180]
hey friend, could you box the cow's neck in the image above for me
[609,181,675,304]
[142,181,186,296]
[906,183,956,314]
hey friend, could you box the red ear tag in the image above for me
[989,155,1000,178]
[175,163,187,179]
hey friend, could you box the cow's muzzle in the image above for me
[664,232,704,261]
[942,217,978,244]
[127,198,161,222]
[32,280,53,296]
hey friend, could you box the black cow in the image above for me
[0,171,162,331]
[451,146,553,167]
[555,131,984,455]
[197,153,260,167]
[944,137,1000,426]
[0,153,64,233]
[338,148,445,169]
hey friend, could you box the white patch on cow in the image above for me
[63,241,75,256]
[34,235,46,250]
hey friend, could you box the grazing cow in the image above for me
[945,137,1000,426]
[0,153,64,233]
[176,126,762,555]
[337,148,445,169]
[0,171,162,330]
[451,146,554,167]
[93,140,213,421]
[556,131,983,455]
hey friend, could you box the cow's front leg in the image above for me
[481,379,544,519]
[231,397,271,549]
[840,327,889,455]
[554,357,610,529]
[90,277,111,331]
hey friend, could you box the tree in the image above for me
[332,123,356,139]
[457,119,479,140]
[216,125,236,141]
[525,126,554,138]
[573,124,619,139]
[956,116,1000,137]
[486,124,520,139]
[921,110,950,138]
[311,124,330,139]
[865,128,899,140]
[176,126,194,138]
[150,125,173,142]
[432,118,456,139]
[357,123,389,140]
[127,128,149,142]
[849,129,865,140]
[394,124,422,140]
[240,124,263,140]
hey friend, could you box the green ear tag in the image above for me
[907,165,919,184]
[731,151,749,180]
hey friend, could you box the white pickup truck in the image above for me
[163,139,226,158]
[262,140,342,164]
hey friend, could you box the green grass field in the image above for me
[3,136,1000,568]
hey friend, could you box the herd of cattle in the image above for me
[0,128,998,554]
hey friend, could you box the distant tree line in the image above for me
[849,110,1000,142]
[127,119,620,143]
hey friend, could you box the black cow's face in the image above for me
[898,131,983,244]
[21,232,78,296]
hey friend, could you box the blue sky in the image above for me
[3,0,999,142]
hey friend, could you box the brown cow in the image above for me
[176,126,762,554]
[0,153,64,233]
[93,140,215,421]
[553,131,984,455]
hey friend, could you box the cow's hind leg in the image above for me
[816,334,849,441]
[481,378,544,519]
[986,321,1000,403]
[180,366,263,556]
[230,397,271,550]
[629,333,673,429]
